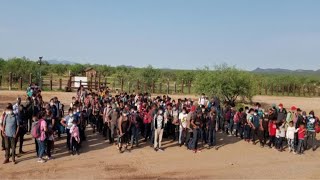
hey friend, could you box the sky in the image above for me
[0,0,320,70]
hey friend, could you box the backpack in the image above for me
[234,112,240,123]
[252,115,260,128]
[31,120,41,138]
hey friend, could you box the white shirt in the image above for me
[179,113,188,129]
[286,126,296,140]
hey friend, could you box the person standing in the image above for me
[153,109,165,152]
[178,107,188,146]
[191,112,203,153]
[16,105,27,154]
[61,109,74,152]
[207,108,218,148]
[2,104,20,164]
[130,107,139,148]
[36,113,47,163]
[118,111,131,152]
[306,111,316,151]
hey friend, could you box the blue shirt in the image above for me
[4,114,20,137]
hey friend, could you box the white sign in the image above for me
[74,76,88,88]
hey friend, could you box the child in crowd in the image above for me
[70,120,80,155]
[296,124,306,155]
[275,122,285,152]
[268,119,277,148]
[286,121,296,153]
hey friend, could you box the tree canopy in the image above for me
[194,65,257,104]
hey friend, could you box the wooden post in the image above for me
[59,78,62,90]
[104,77,107,88]
[19,77,22,90]
[94,74,97,90]
[137,80,140,92]
[90,74,93,90]
[181,79,184,94]
[113,80,116,92]
[69,75,72,90]
[9,72,12,90]
[259,81,262,95]
[174,82,177,94]
[29,73,32,85]
[167,80,170,94]
[159,82,162,93]
[98,74,101,89]
[265,83,268,95]
[303,85,306,96]
[128,82,131,93]
[152,81,155,93]
[50,75,53,91]
[121,78,124,92]
[0,75,2,88]
[188,80,191,94]
[287,85,290,96]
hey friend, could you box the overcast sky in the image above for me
[1,0,319,70]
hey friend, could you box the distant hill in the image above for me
[252,68,320,74]
[47,60,75,65]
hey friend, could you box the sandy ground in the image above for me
[0,91,320,179]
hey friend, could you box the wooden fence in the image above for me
[0,72,320,96]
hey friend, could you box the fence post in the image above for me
[121,78,124,92]
[188,80,191,94]
[94,74,97,90]
[19,77,22,90]
[259,81,262,95]
[137,80,140,92]
[265,83,268,95]
[167,80,170,94]
[174,82,177,94]
[0,75,2,88]
[152,81,155,93]
[50,75,53,91]
[98,74,101,89]
[68,75,72,91]
[104,77,107,88]
[90,74,93,90]
[9,72,12,90]
[181,79,184,94]
[29,73,32,85]
[143,83,146,93]
[128,81,131,93]
[59,78,62,90]
[80,80,82,88]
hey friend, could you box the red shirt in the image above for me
[298,128,306,140]
[269,121,277,136]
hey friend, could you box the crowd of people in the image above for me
[0,86,319,165]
